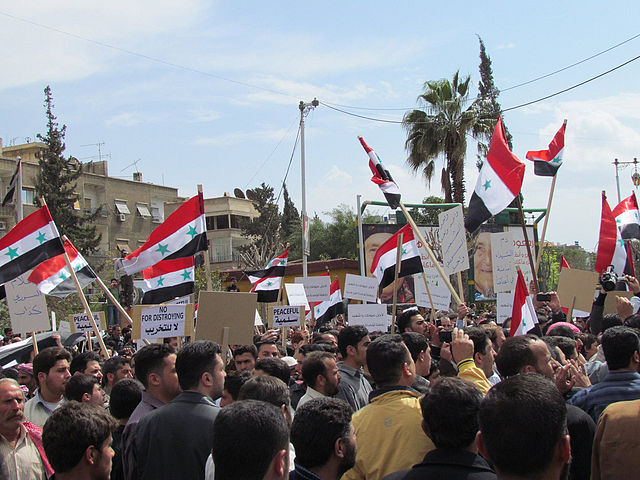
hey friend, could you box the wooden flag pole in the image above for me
[31,333,39,355]
[197,184,213,292]
[398,202,463,305]
[62,251,110,359]
[420,272,436,322]
[534,174,557,277]
[390,233,403,333]
[456,271,465,303]
[516,196,538,288]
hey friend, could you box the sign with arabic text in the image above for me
[6,273,50,334]
[438,205,469,275]
[131,304,194,340]
[68,312,106,333]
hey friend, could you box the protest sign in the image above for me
[343,273,378,302]
[270,305,303,328]
[496,292,515,325]
[69,312,106,333]
[255,310,263,327]
[194,291,256,345]
[132,304,194,340]
[491,232,516,293]
[347,304,390,332]
[556,269,599,313]
[57,320,72,336]
[166,294,193,305]
[506,226,537,287]
[285,283,309,308]
[6,273,50,334]
[414,275,451,310]
[604,290,634,315]
[295,276,330,302]
[438,205,469,275]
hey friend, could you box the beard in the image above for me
[337,436,357,477]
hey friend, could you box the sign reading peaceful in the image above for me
[438,205,469,275]
[271,305,303,328]
[347,304,390,333]
[491,232,516,293]
[343,274,378,302]
[295,276,330,302]
[69,312,106,333]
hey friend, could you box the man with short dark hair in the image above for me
[290,397,355,480]
[109,379,143,480]
[42,401,118,480]
[220,370,253,407]
[401,332,431,393]
[256,341,281,359]
[64,374,105,406]
[477,374,570,480]
[134,340,225,479]
[122,343,180,480]
[568,326,640,421]
[383,377,495,480]
[336,326,372,411]
[343,334,435,480]
[211,400,289,480]
[298,352,341,409]
[0,378,53,479]
[233,344,258,371]
[102,357,133,397]
[25,347,72,427]
[255,357,291,385]
[397,309,427,335]
[69,351,103,382]
[465,327,496,382]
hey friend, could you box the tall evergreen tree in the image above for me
[280,183,300,242]
[34,86,101,255]
[475,36,513,169]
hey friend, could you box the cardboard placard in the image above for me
[57,320,72,336]
[132,304,194,340]
[491,232,515,293]
[438,205,469,275]
[414,275,451,310]
[285,283,309,308]
[270,305,303,328]
[556,269,599,313]
[347,304,390,333]
[165,294,193,305]
[6,273,50,334]
[69,312,107,333]
[194,291,257,346]
[255,310,263,327]
[295,276,330,302]
[343,273,378,302]
[604,290,634,315]
[497,292,515,325]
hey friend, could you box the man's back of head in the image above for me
[478,374,570,479]
[366,334,414,387]
[211,399,289,480]
[602,326,640,371]
[421,377,483,450]
[254,357,291,384]
[238,376,291,414]
[291,397,355,479]
[495,335,540,378]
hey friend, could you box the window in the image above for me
[136,204,151,218]
[150,206,163,222]
[84,198,92,211]
[115,201,130,215]
[21,188,34,205]
[115,239,130,254]
[206,216,216,231]
[216,215,229,229]
[230,215,250,229]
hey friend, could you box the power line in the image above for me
[501,32,640,92]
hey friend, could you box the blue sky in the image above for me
[1,2,639,252]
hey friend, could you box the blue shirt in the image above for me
[568,371,640,422]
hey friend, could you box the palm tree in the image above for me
[403,71,493,204]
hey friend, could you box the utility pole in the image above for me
[299,98,319,277]
[613,157,639,203]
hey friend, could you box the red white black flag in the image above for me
[370,224,422,290]
[141,256,195,304]
[246,247,289,303]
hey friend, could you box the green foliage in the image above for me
[403,71,493,204]
[194,265,225,300]
[407,196,446,225]
[280,183,300,242]
[34,86,101,255]
[538,244,597,292]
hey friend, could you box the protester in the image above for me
[396,308,427,335]
[220,370,253,407]
[342,334,434,480]
[25,347,72,427]
[477,374,570,480]
[336,326,372,410]
[106,278,120,328]
[298,351,341,409]
[0,378,53,479]
[42,401,118,480]
[465,327,497,384]
[255,357,291,385]
[382,377,496,480]
[102,357,133,397]
[211,400,289,480]
[225,278,240,292]
[70,351,103,382]
[290,397,355,480]
[401,332,431,393]
[122,343,180,480]
[133,340,225,479]
[109,379,143,480]
[232,344,258,372]
[64,374,105,406]
[450,328,492,395]
[104,326,124,353]
[16,363,37,399]
[256,341,281,359]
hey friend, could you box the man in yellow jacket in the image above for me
[342,334,435,480]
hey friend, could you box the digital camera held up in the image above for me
[600,265,618,292]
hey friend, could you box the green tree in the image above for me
[403,72,493,204]
[280,183,300,242]
[34,86,101,255]
[538,244,597,291]
[475,36,513,169]
[407,196,446,225]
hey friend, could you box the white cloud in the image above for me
[105,112,143,127]
[187,108,221,123]
[194,128,292,147]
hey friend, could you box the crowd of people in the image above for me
[2,274,640,479]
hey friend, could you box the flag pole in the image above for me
[398,202,463,305]
[390,233,403,333]
[516,195,538,288]
[456,271,465,303]
[197,184,213,292]
[420,272,436,322]
[534,174,557,278]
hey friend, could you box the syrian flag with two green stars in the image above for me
[119,193,208,276]
[141,256,195,304]
[246,247,289,303]
[28,238,97,298]
[525,120,566,176]
[465,117,526,233]
[0,205,65,285]
[370,223,423,290]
